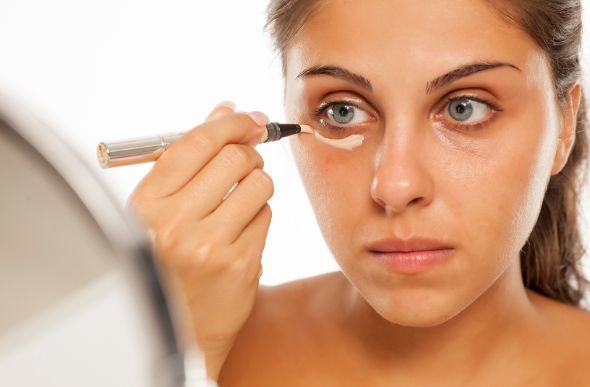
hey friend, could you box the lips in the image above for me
[367,236,454,253]
[367,236,455,274]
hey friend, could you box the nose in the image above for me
[370,129,434,215]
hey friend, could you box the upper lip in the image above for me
[367,236,454,253]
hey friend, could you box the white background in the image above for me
[1,0,589,287]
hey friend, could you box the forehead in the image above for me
[285,0,541,86]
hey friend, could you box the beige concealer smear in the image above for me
[299,124,365,150]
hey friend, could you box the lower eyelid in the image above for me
[319,118,339,130]
[435,108,500,131]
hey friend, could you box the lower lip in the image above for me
[372,248,454,274]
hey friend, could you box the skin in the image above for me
[219,0,590,385]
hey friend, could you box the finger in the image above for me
[205,100,236,122]
[174,144,264,218]
[128,100,238,223]
[206,168,274,243]
[230,203,272,281]
[137,111,269,198]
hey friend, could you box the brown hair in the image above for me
[264,0,590,307]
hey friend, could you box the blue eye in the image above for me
[328,103,356,124]
[313,101,371,129]
[447,97,494,124]
[449,99,473,121]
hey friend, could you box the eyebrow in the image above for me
[425,61,521,94]
[295,61,521,94]
[296,65,373,92]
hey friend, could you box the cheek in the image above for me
[447,108,558,267]
[289,135,373,248]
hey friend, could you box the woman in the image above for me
[129,0,590,385]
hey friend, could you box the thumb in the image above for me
[205,100,236,122]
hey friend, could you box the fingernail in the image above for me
[215,100,236,110]
[246,111,269,126]
[258,126,269,143]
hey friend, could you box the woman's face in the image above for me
[284,0,575,326]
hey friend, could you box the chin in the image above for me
[365,287,472,328]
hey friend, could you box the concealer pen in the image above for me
[96,122,313,169]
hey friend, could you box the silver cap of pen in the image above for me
[97,133,184,168]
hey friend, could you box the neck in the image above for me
[339,261,541,380]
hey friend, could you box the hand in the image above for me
[128,101,273,380]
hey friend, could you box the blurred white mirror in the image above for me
[0,95,209,387]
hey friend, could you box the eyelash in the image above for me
[312,96,503,132]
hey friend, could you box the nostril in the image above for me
[408,197,422,206]
[371,186,427,214]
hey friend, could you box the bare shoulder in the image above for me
[527,290,590,384]
[527,289,590,335]
[217,271,345,386]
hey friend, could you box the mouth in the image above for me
[367,236,455,274]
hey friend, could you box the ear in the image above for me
[550,82,582,176]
